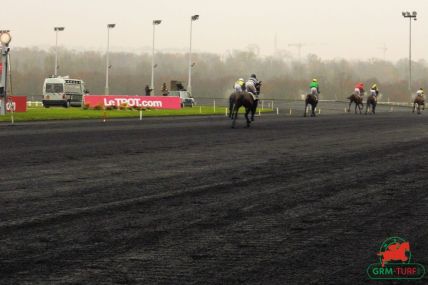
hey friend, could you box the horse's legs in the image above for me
[231,103,237,119]
[304,102,308,117]
[245,107,251,127]
[231,105,239,128]
[251,100,258,121]
[372,103,376,114]
[312,100,318,117]
[311,102,317,117]
[348,101,352,113]
[412,103,416,113]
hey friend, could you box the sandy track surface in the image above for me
[1,113,427,284]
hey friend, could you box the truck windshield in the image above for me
[45,83,64,93]
[65,83,82,94]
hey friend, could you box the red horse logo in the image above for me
[378,241,410,267]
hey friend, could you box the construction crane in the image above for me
[288,43,311,60]
[378,43,388,61]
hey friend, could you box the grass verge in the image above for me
[0,106,272,122]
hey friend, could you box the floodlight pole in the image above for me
[187,15,199,93]
[151,20,162,96]
[105,24,115,95]
[0,30,11,116]
[409,16,413,95]
[54,27,64,77]
[402,11,417,101]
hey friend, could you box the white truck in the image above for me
[168,81,195,107]
[168,91,195,107]
[42,76,87,108]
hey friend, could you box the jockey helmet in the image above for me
[372,84,377,89]
[312,78,317,82]
[239,78,244,82]
[420,87,424,91]
[250,74,257,79]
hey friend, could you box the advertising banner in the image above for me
[3,96,27,112]
[83,95,181,110]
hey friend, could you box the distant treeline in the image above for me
[9,47,428,101]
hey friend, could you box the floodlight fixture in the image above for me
[0,31,12,45]
[191,15,199,21]
[153,20,162,25]
[107,24,116,29]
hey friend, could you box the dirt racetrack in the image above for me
[1,111,427,284]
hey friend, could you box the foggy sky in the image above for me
[2,0,428,60]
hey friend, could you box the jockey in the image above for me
[309,79,320,99]
[354,82,365,97]
[416,88,424,98]
[234,78,245,92]
[245,74,260,99]
[370,84,379,97]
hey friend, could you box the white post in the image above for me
[105,27,110,95]
[105,24,115,95]
[409,17,412,99]
[53,27,64,77]
[54,30,58,76]
[188,19,193,93]
[1,36,11,116]
[187,15,199,93]
[261,100,264,110]
[277,107,279,115]
[151,20,162,96]
[213,99,216,113]
[151,23,155,95]
[140,109,142,120]
[225,107,228,116]
[10,100,14,124]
